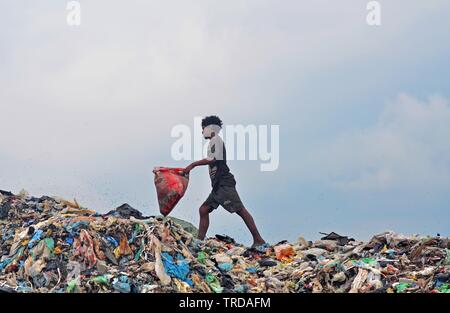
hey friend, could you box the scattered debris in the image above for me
[0,190,449,293]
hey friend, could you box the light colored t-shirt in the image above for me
[207,135,225,161]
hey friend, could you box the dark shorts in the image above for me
[202,185,244,214]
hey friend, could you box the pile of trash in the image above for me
[1,189,449,293]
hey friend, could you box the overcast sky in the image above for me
[1,1,449,245]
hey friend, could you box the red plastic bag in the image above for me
[153,167,189,216]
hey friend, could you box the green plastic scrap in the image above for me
[135,223,142,232]
[67,279,78,293]
[91,275,109,285]
[446,249,450,265]
[44,238,55,252]
[205,274,223,293]
[362,258,377,266]
[395,283,410,293]
[197,251,207,265]
[438,284,449,293]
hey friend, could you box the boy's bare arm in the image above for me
[184,158,215,174]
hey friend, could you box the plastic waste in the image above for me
[92,275,109,285]
[28,230,43,248]
[274,244,295,261]
[395,283,410,293]
[153,167,189,216]
[0,189,449,294]
[197,251,207,264]
[67,279,78,293]
[151,235,171,286]
[112,276,131,293]
[218,263,233,272]
[206,274,223,293]
[214,253,232,264]
[106,236,119,247]
[161,252,192,285]
[114,233,133,259]
[258,259,277,267]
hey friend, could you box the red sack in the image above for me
[153,167,189,216]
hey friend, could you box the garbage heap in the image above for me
[1,190,449,293]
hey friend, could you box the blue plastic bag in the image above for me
[161,252,193,286]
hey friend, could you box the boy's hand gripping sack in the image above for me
[153,167,189,216]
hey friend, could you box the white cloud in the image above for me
[307,94,450,191]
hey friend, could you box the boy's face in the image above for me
[202,124,219,139]
[202,127,210,139]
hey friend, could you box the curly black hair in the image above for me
[201,115,223,128]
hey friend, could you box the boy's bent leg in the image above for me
[198,205,210,240]
[236,207,266,246]
[198,192,219,240]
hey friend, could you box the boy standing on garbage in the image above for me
[184,116,267,248]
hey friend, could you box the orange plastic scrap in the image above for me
[114,233,133,258]
[274,244,295,261]
[247,278,257,287]
[120,233,133,255]
[54,246,62,255]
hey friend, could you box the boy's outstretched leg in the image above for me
[236,207,266,247]
[198,205,210,240]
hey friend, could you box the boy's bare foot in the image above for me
[251,241,267,249]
